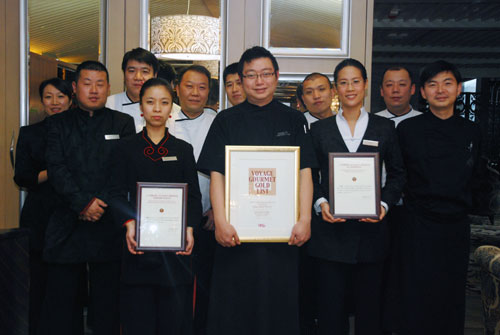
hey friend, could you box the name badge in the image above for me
[162,156,178,162]
[362,139,378,147]
[105,134,120,140]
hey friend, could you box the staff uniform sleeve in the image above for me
[108,138,136,227]
[197,114,227,175]
[295,113,318,170]
[381,121,406,208]
[310,122,327,204]
[182,143,203,229]
[14,127,41,189]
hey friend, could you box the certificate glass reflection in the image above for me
[136,182,187,251]
[225,146,299,242]
[329,153,380,219]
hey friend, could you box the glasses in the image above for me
[242,72,275,80]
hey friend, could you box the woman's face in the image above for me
[334,66,367,111]
[42,84,71,116]
[140,85,173,128]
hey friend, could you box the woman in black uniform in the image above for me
[14,77,72,334]
[109,78,202,335]
[308,59,405,335]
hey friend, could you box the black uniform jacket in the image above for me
[308,114,405,263]
[14,118,63,251]
[45,107,135,263]
[397,112,482,219]
[109,129,202,286]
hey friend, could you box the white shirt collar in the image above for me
[336,107,369,153]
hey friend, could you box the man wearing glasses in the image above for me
[198,46,317,335]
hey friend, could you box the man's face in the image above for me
[73,69,110,112]
[241,57,278,106]
[176,70,209,117]
[301,76,333,118]
[225,73,246,106]
[380,69,415,115]
[124,60,155,102]
[421,71,462,111]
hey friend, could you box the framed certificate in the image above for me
[225,146,300,242]
[136,182,187,251]
[329,153,381,219]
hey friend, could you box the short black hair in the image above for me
[121,48,159,75]
[223,62,239,85]
[296,83,305,107]
[157,60,177,84]
[177,65,211,86]
[139,77,174,103]
[381,65,414,85]
[39,77,73,101]
[333,58,367,84]
[238,46,279,78]
[419,60,462,87]
[302,72,333,89]
[75,60,109,83]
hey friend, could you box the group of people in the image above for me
[14,45,481,335]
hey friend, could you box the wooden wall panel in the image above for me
[0,0,21,229]
[107,0,141,95]
[28,52,58,124]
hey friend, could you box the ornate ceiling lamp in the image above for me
[150,0,220,61]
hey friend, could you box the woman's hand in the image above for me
[125,220,143,255]
[38,170,48,184]
[359,206,386,223]
[177,227,194,256]
[320,202,346,223]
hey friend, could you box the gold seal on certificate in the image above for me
[136,182,188,251]
[328,152,381,219]
[225,146,300,242]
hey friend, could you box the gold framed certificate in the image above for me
[329,153,381,219]
[136,182,187,251]
[225,146,300,242]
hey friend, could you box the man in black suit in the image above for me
[43,61,135,335]
[308,58,405,335]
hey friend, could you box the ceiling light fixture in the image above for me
[150,0,220,61]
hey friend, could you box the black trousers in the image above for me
[315,258,384,335]
[398,210,469,335]
[29,250,47,335]
[193,225,216,335]
[41,261,120,335]
[299,244,318,333]
[121,283,193,335]
[381,205,406,334]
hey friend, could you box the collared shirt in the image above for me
[314,107,388,214]
[167,107,217,213]
[376,107,421,203]
[336,107,369,152]
[375,106,422,127]
[304,110,336,128]
[106,91,182,133]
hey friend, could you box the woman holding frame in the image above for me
[308,59,405,335]
[110,78,202,335]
